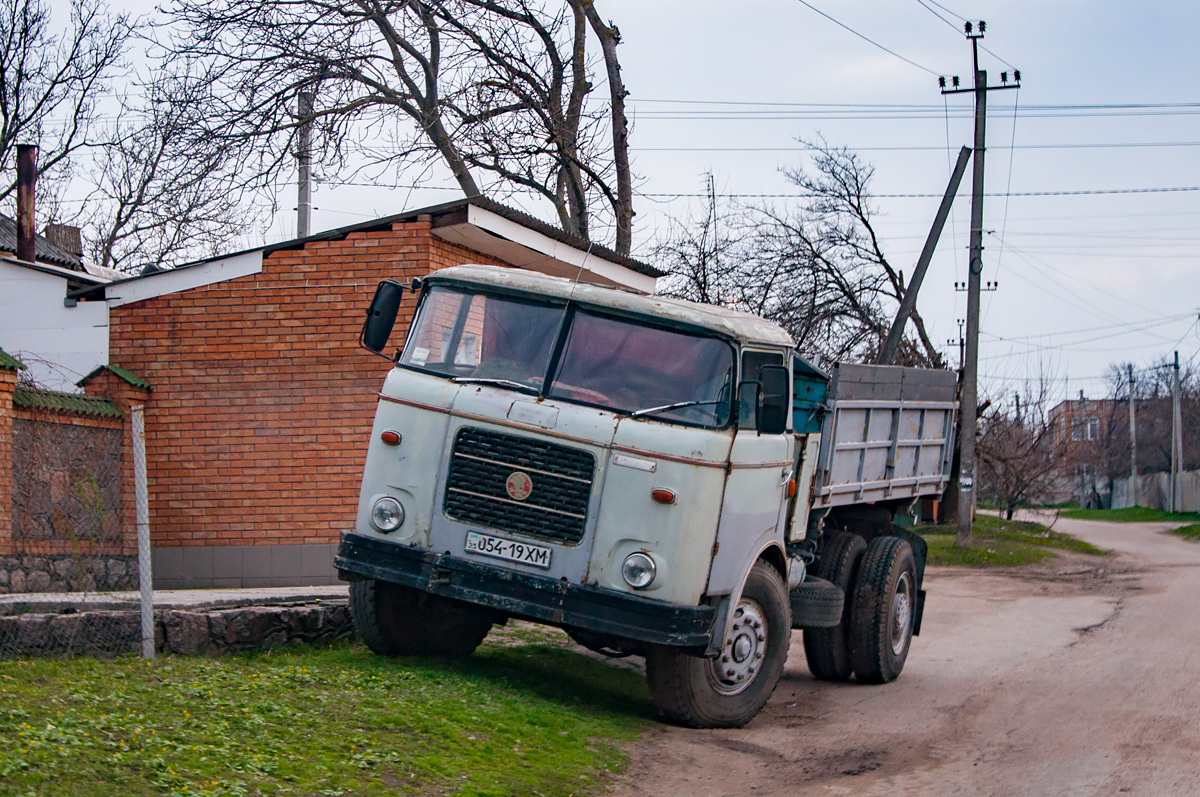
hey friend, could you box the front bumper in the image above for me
[335,532,716,648]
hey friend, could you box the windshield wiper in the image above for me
[452,377,539,395]
[630,399,723,418]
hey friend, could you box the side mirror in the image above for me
[361,280,406,355]
[758,364,790,435]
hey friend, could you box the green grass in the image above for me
[1168,522,1200,542]
[920,514,1107,567]
[1057,506,1200,523]
[0,631,651,797]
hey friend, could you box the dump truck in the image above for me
[335,265,957,728]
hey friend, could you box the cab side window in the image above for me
[738,350,785,427]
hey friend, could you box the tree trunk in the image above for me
[579,1,633,255]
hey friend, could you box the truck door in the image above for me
[705,350,794,597]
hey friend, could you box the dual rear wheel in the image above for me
[804,533,917,684]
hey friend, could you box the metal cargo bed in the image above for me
[812,363,958,508]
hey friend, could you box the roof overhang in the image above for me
[1,255,108,286]
[102,250,264,308]
[432,204,657,294]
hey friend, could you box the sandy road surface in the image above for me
[609,516,1200,796]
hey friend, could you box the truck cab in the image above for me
[336,265,954,728]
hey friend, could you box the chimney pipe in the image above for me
[16,145,37,263]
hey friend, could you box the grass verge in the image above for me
[0,630,650,797]
[1058,506,1200,523]
[920,513,1107,567]
[1168,522,1200,542]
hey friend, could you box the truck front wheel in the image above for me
[645,561,791,728]
[848,537,917,684]
[350,579,495,658]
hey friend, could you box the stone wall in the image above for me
[0,600,352,658]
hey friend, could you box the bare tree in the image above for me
[156,0,635,252]
[978,380,1065,519]
[0,0,133,205]
[81,80,262,273]
[659,141,946,366]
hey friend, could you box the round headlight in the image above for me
[621,552,656,590]
[370,497,404,533]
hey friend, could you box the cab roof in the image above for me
[426,265,796,348]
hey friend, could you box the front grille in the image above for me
[443,427,595,544]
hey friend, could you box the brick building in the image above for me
[74,198,658,588]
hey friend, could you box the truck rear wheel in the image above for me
[848,536,917,684]
[803,532,866,681]
[645,561,790,728]
[350,578,494,658]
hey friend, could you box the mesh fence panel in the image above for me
[1,408,140,658]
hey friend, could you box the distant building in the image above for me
[0,216,121,391]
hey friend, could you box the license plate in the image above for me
[464,532,552,569]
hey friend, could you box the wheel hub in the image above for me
[707,600,768,696]
[891,572,913,656]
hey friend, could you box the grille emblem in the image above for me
[505,471,533,501]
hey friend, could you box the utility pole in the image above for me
[297,91,314,239]
[1172,351,1183,513]
[1128,364,1138,508]
[940,21,1021,547]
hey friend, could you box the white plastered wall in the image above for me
[0,260,109,391]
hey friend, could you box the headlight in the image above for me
[621,552,656,589]
[370,497,404,532]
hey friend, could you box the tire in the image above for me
[350,578,494,658]
[803,532,866,681]
[848,537,917,684]
[645,561,791,728]
[790,576,844,629]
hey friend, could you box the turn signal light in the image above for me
[787,478,796,498]
[380,430,402,446]
[651,488,676,505]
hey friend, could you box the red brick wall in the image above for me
[0,369,15,546]
[107,220,504,549]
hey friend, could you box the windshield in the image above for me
[401,285,735,428]
[549,310,733,427]
[399,287,565,390]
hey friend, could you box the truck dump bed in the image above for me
[812,363,958,508]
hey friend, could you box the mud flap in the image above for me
[914,588,926,636]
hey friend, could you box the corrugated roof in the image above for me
[0,348,25,371]
[13,387,124,418]
[0,214,83,270]
[77,364,152,390]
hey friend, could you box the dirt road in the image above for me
[609,516,1200,796]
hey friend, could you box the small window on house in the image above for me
[1086,417,1099,441]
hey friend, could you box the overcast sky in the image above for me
[277,0,1199,407]
[63,0,1190,406]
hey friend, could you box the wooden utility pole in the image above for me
[1128,364,1138,507]
[1172,351,1183,513]
[940,22,1021,547]
[880,146,972,365]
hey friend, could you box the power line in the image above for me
[914,0,962,34]
[631,141,1200,152]
[793,0,941,76]
[632,99,1200,111]
[639,185,1200,199]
